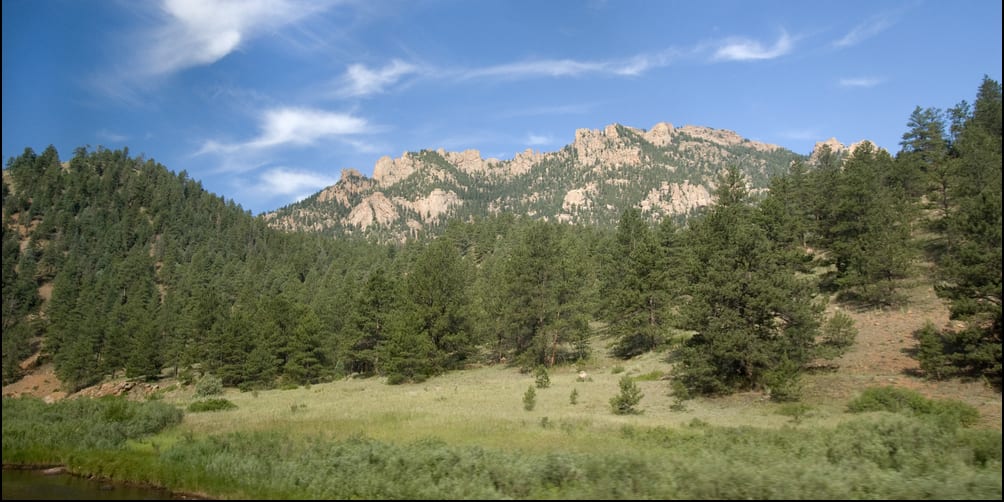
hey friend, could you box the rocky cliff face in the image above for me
[264,122,806,241]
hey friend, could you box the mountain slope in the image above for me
[265,122,805,240]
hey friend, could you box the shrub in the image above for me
[817,311,858,359]
[187,398,237,413]
[523,386,536,411]
[569,388,579,405]
[610,375,643,415]
[195,374,223,397]
[848,386,979,428]
[533,365,551,389]
[777,403,812,424]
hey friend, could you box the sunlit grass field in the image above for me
[5,318,1001,499]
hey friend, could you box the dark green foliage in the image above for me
[523,386,537,411]
[929,77,1002,385]
[828,142,916,305]
[187,398,238,412]
[915,321,954,380]
[610,375,643,414]
[847,386,980,428]
[672,167,823,397]
[2,396,182,453]
[382,236,476,383]
[601,209,678,358]
[816,311,858,360]
[569,388,579,405]
[534,365,551,388]
[490,220,593,367]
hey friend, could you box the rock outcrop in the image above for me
[265,121,809,241]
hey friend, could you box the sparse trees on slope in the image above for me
[828,142,917,306]
[924,76,1002,384]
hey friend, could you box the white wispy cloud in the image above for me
[838,77,884,88]
[258,167,338,199]
[525,133,555,146]
[712,31,793,61]
[461,49,677,80]
[248,107,369,148]
[198,107,370,155]
[336,59,421,97]
[833,13,896,48]
[141,0,334,77]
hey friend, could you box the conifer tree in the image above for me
[602,208,675,358]
[672,167,823,397]
[829,142,916,305]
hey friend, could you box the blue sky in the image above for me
[3,0,1001,214]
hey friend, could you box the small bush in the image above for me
[533,365,551,389]
[777,403,812,424]
[610,375,643,415]
[187,398,237,413]
[569,388,579,405]
[763,358,802,402]
[848,386,979,428]
[915,321,953,379]
[817,311,858,359]
[195,374,223,397]
[523,386,537,411]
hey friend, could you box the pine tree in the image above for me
[931,77,1002,383]
[602,209,676,358]
[497,221,591,367]
[829,142,916,305]
[672,167,823,397]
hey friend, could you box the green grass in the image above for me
[3,349,1000,499]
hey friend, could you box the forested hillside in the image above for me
[2,78,1000,397]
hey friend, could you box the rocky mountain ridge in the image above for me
[265,122,860,240]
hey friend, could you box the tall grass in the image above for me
[2,396,182,462]
[148,418,1000,499]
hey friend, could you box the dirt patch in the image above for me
[2,362,66,403]
[805,280,1002,428]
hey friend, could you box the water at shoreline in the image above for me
[2,469,180,500]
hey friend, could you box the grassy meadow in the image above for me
[4,338,1002,499]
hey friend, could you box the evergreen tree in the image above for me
[672,167,823,397]
[343,267,400,375]
[496,221,591,367]
[404,236,476,371]
[829,142,916,305]
[602,208,675,358]
[930,76,1002,384]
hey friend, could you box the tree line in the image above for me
[2,77,999,394]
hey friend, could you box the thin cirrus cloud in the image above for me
[197,107,370,155]
[140,0,335,77]
[462,51,675,80]
[712,31,793,61]
[336,59,422,97]
[833,13,896,48]
[839,77,884,88]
